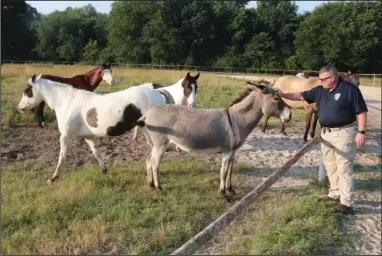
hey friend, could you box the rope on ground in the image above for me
[171,134,321,255]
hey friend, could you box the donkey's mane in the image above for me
[229,88,256,107]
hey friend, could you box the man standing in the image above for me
[274,64,368,215]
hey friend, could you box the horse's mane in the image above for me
[85,66,102,75]
[229,88,256,107]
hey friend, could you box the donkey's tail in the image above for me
[135,115,146,127]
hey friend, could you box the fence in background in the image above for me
[2,60,380,87]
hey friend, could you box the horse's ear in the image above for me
[194,72,200,80]
[186,72,191,78]
[102,62,107,68]
[36,74,42,80]
[31,74,37,83]
[108,62,112,68]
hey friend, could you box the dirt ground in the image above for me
[1,85,380,255]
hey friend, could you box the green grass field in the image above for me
[1,64,345,254]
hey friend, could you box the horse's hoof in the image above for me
[46,175,59,184]
[149,183,155,189]
[102,167,108,174]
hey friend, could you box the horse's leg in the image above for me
[225,151,236,195]
[84,138,107,174]
[36,101,46,128]
[303,107,313,143]
[311,110,319,139]
[151,145,167,191]
[146,149,154,188]
[219,152,231,198]
[262,116,270,133]
[47,134,72,183]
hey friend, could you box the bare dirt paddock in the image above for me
[1,85,380,255]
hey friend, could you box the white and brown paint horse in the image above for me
[17,74,165,183]
[132,72,200,146]
[136,82,292,198]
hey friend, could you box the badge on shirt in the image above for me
[334,93,341,100]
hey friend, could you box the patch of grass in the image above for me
[222,188,344,255]
[1,160,251,254]
[354,164,381,192]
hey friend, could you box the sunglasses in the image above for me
[319,75,332,82]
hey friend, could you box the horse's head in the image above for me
[340,72,360,86]
[247,81,292,123]
[102,62,116,86]
[17,74,44,113]
[296,72,309,79]
[181,72,200,107]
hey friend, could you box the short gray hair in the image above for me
[319,64,338,77]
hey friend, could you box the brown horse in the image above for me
[262,72,360,142]
[35,63,115,127]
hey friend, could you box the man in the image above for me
[274,64,368,215]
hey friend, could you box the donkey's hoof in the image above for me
[101,167,108,174]
[219,190,229,199]
[227,188,236,195]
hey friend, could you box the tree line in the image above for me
[2,0,381,73]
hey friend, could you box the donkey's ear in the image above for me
[194,72,200,80]
[246,81,267,92]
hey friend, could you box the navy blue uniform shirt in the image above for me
[301,78,368,128]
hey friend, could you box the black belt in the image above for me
[322,123,355,134]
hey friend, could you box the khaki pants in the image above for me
[321,124,357,207]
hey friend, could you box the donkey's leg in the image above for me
[132,126,139,142]
[310,110,319,139]
[146,149,154,188]
[219,152,232,198]
[47,134,72,183]
[280,121,287,136]
[36,101,46,128]
[84,138,107,174]
[303,107,314,143]
[261,116,270,133]
[225,151,237,195]
[151,145,167,191]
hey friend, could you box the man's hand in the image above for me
[355,133,366,147]
[273,87,284,97]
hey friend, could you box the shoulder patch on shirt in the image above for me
[334,93,341,100]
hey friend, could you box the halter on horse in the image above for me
[34,63,115,127]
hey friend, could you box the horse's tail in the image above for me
[135,115,146,127]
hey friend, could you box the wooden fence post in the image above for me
[171,134,321,255]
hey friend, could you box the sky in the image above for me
[27,1,329,15]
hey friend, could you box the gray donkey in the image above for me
[136,82,292,198]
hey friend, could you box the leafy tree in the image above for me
[33,5,107,62]
[294,1,381,72]
[82,39,100,63]
[256,0,299,68]
[1,0,40,60]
